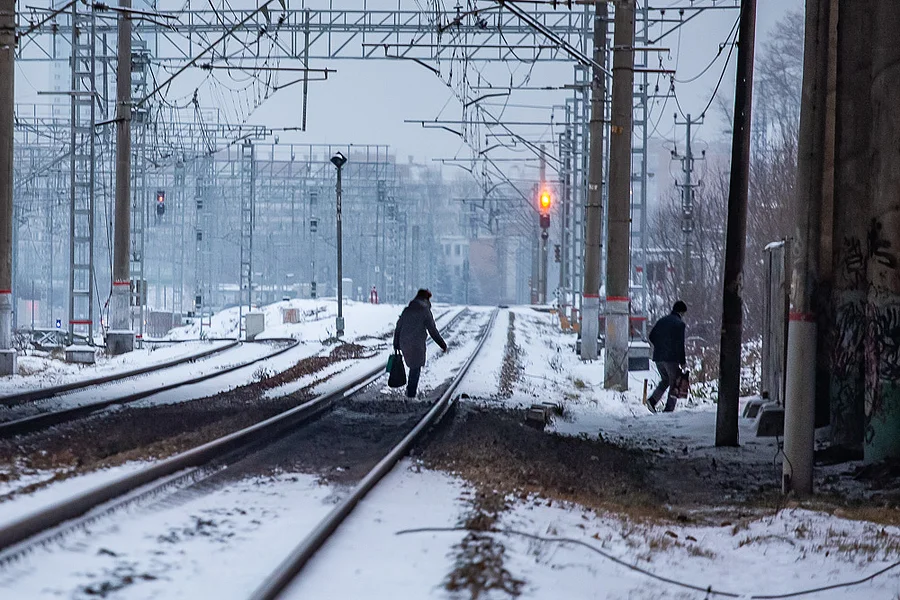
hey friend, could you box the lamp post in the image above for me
[330,151,347,337]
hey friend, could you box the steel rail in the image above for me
[249,308,499,600]
[0,338,299,437]
[0,339,240,408]
[0,309,470,560]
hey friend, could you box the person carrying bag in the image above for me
[392,289,448,398]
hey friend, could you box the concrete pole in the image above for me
[783,0,831,495]
[539,145,548,304]
[0,0,15,375]
[580,0,608,360]
[683,115,694,286]
[604,0,635,390]
[815,0,838,432]
[865,0,900,462]
[716,0,757,447]
[830,0,870,455]
[108,0,134,355]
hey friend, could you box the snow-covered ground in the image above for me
[165,297,442,343]
[285,460,900,600]
[1,304,898,599]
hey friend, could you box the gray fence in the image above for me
[761,239,791,406]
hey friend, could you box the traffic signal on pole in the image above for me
[156,190,166,216]
[540,213,550,229]
[538,190,551,229]
[539,190,551,212]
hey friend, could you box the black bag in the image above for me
[387,351,407,388]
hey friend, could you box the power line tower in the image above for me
[238,139,255,339]
[671,113,705,290]
[67,2,96,347]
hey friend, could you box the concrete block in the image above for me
[106,330,135,355]
[743,398,766,419]
[525,404,552,428]
[66,345,97,365]
[0,349,16,376]
[756,403,785,437]
[245,312,265,341]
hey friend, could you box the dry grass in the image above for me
[445,488,525,599]
[498,313,521,398]
[421,406,669,522]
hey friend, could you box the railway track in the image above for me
[0,307,480,568]
[0,338,301,437]
[0,308,460,438]
[250,308,498,600]
[0,339,240,408]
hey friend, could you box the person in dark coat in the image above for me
[393,289,448,398]
[647,300,687,412]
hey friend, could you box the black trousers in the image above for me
[650,361,681,412]
[406,366,422,398]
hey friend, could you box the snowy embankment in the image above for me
[284,460,900,600]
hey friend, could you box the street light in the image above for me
[330,151,347,337]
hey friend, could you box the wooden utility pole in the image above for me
[716,0,757,447]
[108,0,135,355]
[783,0,832,495]
[0,0,15,375]
[604,0,635,390]
[580,0,608,361]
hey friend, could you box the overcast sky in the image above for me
[257,0,806,161]
[15,0,805,163]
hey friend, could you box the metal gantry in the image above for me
[67,4,97,344]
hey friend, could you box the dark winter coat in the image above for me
[393,298,447,369]
[648,312,686,364]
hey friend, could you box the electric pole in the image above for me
[539,145,548,304]
[604,0,636,390]
[716,0,757,447]
[0,0,15,375]
[673,114,703,289]
[108,0,134,354]
[581,0,608,361]
[783,0,831,495]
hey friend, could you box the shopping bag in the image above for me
[673,368,690,399]
[387,351,407,388]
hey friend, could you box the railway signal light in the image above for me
[156,190,166,217]
[539,190,551,212]
[538,190,551,229]
[540,213,550,229]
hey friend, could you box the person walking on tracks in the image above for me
[393,289,448,398]
[647,300,688,413]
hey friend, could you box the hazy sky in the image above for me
[256,0,806,161]
[15,0,805,164]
